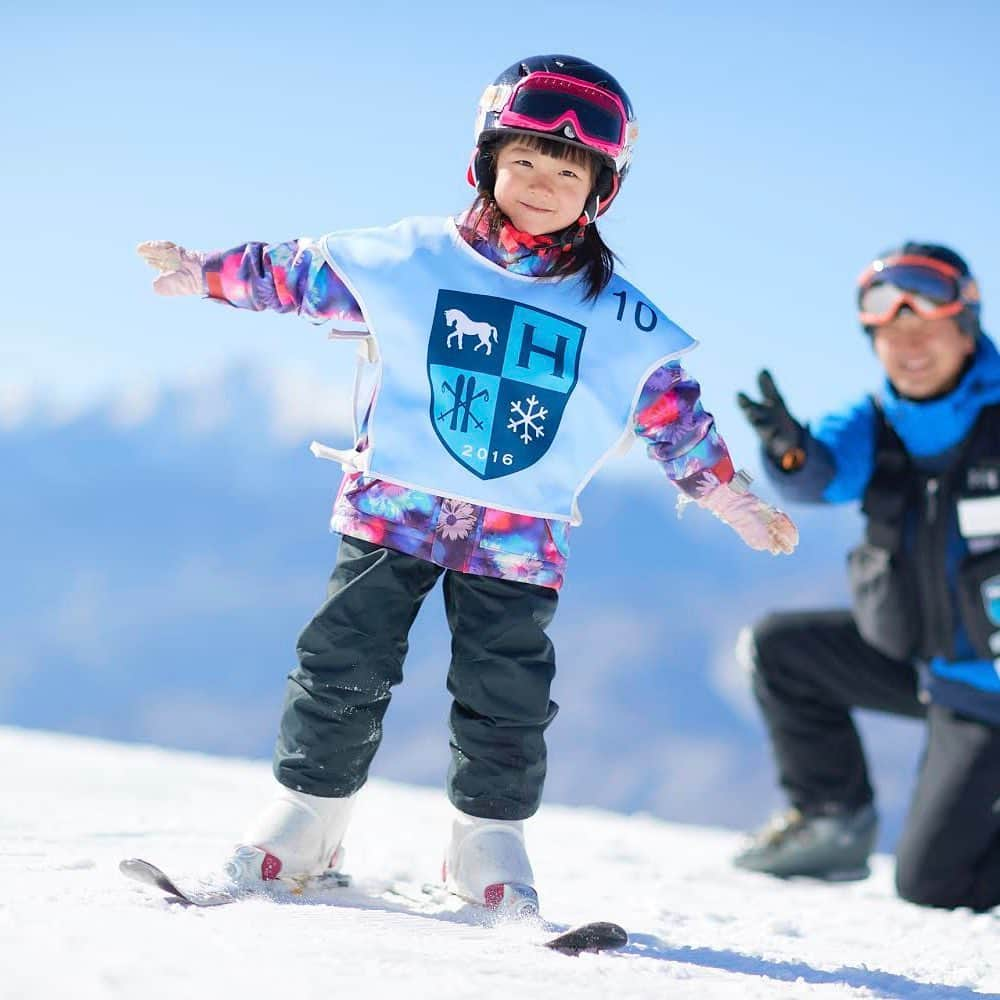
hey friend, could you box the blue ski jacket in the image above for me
[762,334,1000,722]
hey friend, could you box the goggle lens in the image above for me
[498,73,627,156]
[508,87,624,145]
[866,264,958,304]
[859,283,952,317]
[858,261,964,325]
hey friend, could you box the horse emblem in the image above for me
[444,308,499,355]
[427,290,585,480]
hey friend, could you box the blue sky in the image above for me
[3,1,999,463]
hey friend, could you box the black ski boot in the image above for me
[733,804,877,881]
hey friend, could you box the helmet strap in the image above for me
[557,190,601,250]
[553,215,587,253]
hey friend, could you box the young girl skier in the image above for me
[138,54,798,918]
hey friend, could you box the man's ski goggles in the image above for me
[497,72,628,160]
[857,254,973,326]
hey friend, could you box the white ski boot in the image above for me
[225,786,355,887]
[443,810,539,918]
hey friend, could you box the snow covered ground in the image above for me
[3,726,998,1000]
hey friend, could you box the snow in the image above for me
[3,726,998,1000]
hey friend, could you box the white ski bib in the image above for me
[315,216,695,523]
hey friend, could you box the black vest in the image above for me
[849,400,1000,662]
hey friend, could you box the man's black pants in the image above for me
[272,536,559,821]
[749,609,1000,910]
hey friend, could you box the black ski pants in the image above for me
[272,536,559,821]
[749,609,1000,911]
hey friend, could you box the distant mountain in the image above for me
[0,367,923,846]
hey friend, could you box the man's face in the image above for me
[871,311,975,399]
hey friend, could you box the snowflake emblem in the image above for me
[507,395,548,444]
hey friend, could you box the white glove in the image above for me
[136,241,204,296]
[678,469,798,555]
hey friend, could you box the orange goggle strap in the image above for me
[856,253,963,288]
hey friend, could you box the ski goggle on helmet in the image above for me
[857,251,981,331]
[469,55,638,221]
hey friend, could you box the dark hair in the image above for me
[465,133,617,302]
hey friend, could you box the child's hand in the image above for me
[680,471,798,555]
[137,241,204,296]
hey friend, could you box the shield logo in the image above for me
[427,290,586,479]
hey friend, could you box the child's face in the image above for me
[492,141,595,236]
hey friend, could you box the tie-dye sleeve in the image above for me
[633,361,735,497]
[201,239,365,327]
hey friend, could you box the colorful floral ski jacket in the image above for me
[201,214,734,590]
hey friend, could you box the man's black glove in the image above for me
[736,370,807,471]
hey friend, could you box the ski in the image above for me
[120,858,628,954]
[120,857,353,908]
[375,881,628,954]
[119,858,235,907]
[543,921,628,956]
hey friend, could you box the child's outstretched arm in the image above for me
[634,362,798,555]
[137,239,366,327]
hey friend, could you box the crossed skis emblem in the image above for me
[437,373,490,432]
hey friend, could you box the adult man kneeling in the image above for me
[735,242,1000,911]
